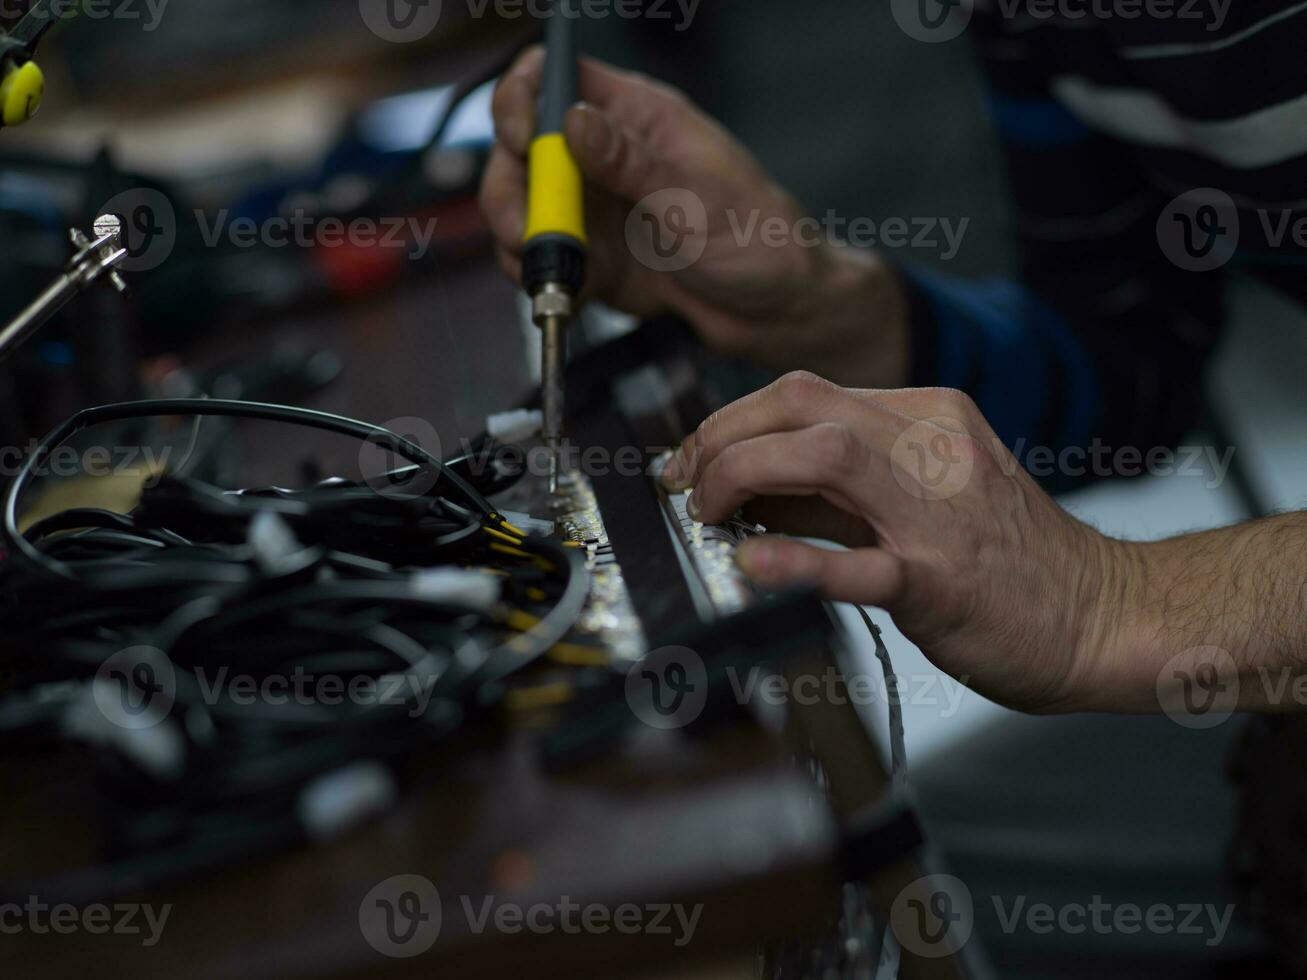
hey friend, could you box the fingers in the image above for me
[740,497,880,550]
[689,424,889,526]
[664,372,900,490]
[478,144,528,251]
[561,103,672,205]
[493,244,522,288]
[664,376,991,492]
[492,49,672,161]
[486,49,681,268]
[492,61,540,157]
[576,57,679,130]
[735,537,906,607]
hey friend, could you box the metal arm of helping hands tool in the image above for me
[0,214,128,364]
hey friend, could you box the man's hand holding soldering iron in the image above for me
[482,47,1307,718]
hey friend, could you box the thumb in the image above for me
[736,537,906,607]
[564,102,669,202]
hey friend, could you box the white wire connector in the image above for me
[410,567,501,611]
[486,408,543,444]
[498,509,555,537]
[249,510,305,574]
[298,762,397,840]
[63,688,185,781]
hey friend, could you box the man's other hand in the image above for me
[663,372,1138,714]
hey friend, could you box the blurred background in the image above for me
[4,0,1303,976]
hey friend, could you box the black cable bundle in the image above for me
[0,399,588,901]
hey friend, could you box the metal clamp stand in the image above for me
[0,214,128,364]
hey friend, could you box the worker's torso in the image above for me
[976,0,1307,282]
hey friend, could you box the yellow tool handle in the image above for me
[524,133,588,247]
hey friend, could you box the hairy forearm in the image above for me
[1091,513,1307,713]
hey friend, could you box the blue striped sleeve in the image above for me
[986,93,1093,149]
[898,263,1102,489]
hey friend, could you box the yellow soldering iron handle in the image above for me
[0,59,44,128]
[522,2,587,298]
[524,132,587,247]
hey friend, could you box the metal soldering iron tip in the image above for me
[538,308,568,496]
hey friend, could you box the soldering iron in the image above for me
[522,0,587,494]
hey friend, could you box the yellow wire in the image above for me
[548,644,610,668]
[483,526,525,546]
[493,515,529,538]
[502,609,608,666]
[505,684,575,711]
[505,610,541,632]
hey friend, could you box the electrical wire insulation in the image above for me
[0,398,591,901]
